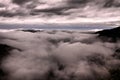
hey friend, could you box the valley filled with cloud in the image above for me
[0,28,120,80]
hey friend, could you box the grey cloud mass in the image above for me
[12,0,31,5]
[0,0,120,23]
[0,30,120,80]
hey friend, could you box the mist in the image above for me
[0,29,120,80]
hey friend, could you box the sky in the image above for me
[0,0,120,24]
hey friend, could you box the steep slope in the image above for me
[96,26,120,42]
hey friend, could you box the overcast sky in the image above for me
[0,0,120,24]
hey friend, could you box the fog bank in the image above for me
[0,29,120,80]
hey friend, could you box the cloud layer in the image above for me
[0,30,120,80]
[0,0,120,24]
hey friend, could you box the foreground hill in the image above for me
[96,26,120,42]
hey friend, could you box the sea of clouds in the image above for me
[0,30,120,80]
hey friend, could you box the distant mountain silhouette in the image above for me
[20,29,42,33]
[96,26,120,42]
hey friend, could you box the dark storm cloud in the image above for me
[1,0,120,16]
[0,0,120,23]
[0,3,5,7]
[67,0,89,7]
[12,0,30,5]
[68,0,89,4]
[0,11,14,17]
[103,0,120,7]
[0,11,26,17]
[31,7,71,15]
[0,30,120,80]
